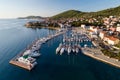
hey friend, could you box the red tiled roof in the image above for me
[105,36,119,41]
[100,31,106,34]
[88,30,94,32]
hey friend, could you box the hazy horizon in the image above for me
[0,0,120,18]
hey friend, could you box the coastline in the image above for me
[74,27,120,68]
[26,26,60,30]
[45,26,60,30]
[82,48,120,68]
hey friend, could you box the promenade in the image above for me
[82,47,120,68]
[75,27,120,68]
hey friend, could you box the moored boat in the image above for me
[75,47,79,54]
[56,47,61,54]
[60,48,65,55]
[72,47,75,53]
[67,47,71,55]
[59,43,62,47]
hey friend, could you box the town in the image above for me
[25,15,120,65]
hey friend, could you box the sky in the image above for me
[0,0,120,18]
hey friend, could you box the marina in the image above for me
[1,19,120,80]
[9,29,66,70]
[1,0,120,79]
[56,31,92,55]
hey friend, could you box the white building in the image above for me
[59,23,64,28]
[89,26,99,34]
[81,24,86,29]
[99,31,106,39]
[89,26,94,31]
[18,56,36,65]
[116,24,120,32]
[103,36,119,45]
[88,30,98,38]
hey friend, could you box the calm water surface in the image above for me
[0,19,120,80]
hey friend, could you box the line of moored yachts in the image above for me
[56,43,81,55]
[56,32,91,55]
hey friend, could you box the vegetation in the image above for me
[101,49,120,60]
[51,6,120,19]
[47,23,60,27]
[115,42,120,48]
[70,20,103,27]
[51,10,86,19]
[25,22,42,28]
[25,21,60,28]
[25,6,120,28]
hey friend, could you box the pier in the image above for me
[9,39,39,70]
[9,30,66,70]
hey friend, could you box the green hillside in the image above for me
[51,6,120,19]
[96,6,120,16]
[52,10,87,19]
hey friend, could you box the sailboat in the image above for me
[56,47,61,54]
[72,46,75,53]
[75,47,79,54]
[67,46,71,55]
[59,43,62,47]
[60,48,65,55]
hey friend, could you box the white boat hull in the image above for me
[68,47,71,55]
[60,48,65,55]
[76,48,79,53]
[56,47,61,54]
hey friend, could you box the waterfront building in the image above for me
[81,24,86,29]
[18,55,36,65]
[109,27,116,32]
[99,31,106,39]
[116,24,120,32]
[103,36,119,45]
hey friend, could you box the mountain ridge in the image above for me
[51,6,120,19]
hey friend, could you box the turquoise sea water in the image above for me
[0,19,120,80]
